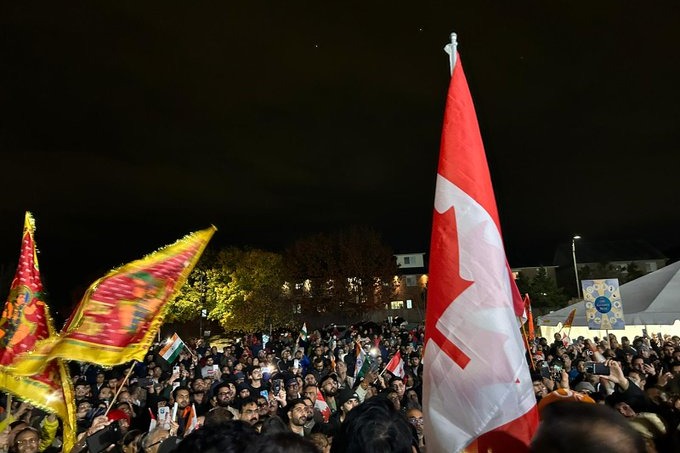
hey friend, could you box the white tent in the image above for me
[538,260,680,340]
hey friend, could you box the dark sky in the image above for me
[1,2,679,308]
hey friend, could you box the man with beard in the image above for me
[303,383,329,423]
[319,373,339,414]
[238,397,260,426]
[286,399,309,436]
[214,381,240,419]
[171,386,193,438]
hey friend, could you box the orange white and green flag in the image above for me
[0,212,77,452]
[10,226,215,374]
[160,333,185,363]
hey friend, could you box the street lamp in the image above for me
[572,235,582,299]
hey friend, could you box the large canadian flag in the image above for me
[423,45,538,452]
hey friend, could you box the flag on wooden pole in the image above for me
[423,34,538,453]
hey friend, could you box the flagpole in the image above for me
[520,323,536,371]
[444,32,458,74]
[104,361,137,416]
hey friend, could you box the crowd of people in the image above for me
[0,321,426,453]
[2,320,680,452]
[531,331,680,452]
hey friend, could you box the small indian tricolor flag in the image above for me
[160,333,185,363]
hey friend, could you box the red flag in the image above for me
[423,44,538,452]
[385,350,405,378]
[0,212,77,451]
[10,226,215,374]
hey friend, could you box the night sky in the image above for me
[1,2,679,309]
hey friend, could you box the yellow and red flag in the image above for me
[0,212,76,452]
[10,226,215,374]
[563,308,577,329]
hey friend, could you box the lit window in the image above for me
[391,300,404,310]
[406,299,413,309]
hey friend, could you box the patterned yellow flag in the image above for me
[10,226,215,374]
[0,212,76,452]
[563,308,577,329]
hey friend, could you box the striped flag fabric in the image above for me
[160,333,185,363]
[423,35,537,453]
[385,350,405,378]
[353,343,370,380]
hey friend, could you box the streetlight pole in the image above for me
[572,235,582,299]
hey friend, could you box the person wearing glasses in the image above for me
[406,407,425,450]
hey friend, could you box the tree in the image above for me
[524,267,569,311]
[166,247,290,332]
[284,226,398,318]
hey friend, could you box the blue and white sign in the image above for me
[583,278,625,330]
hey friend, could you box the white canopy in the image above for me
[538,260,680,339]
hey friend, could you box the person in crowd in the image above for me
[330,397,415,453]
[407,407,426,451]
[286,399,309,437]
[334,361,354,391]
[318,374,339,414]
[531,402,647,453]
[239,397,261,426]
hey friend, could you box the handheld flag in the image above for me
[385,351,405,378]
[423,35,537,453]
[0,212,77,451]
[353,342,370,380]
[160,333,186,364]
[10,226,215,374]
[524,294,535,342]
[562,308,577,330]
[299,323,308,342]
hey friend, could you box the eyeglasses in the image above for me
[408,417,424,425]
[16,438,39,446]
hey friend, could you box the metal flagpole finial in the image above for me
[444,32,458,75]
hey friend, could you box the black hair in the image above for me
[531,402,646,453]
[237,396,259,412]
[252,432,318,453]
[330,397,414,453]
[172,385,191,400]
[259,416,288,436]
[175,420,258,453]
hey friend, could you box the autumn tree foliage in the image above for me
[283,227,398,318]
[166,247,290,332]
